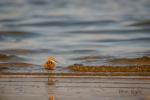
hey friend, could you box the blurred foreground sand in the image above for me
[0,75,150,100]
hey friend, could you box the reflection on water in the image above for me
[0,0,150,70]
[48,70,56,85]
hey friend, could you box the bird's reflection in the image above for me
[48,70,56,85]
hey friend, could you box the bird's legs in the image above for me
[48,70,56,85]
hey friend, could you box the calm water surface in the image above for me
[0,0,150,69]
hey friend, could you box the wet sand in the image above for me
[0,74,150,100]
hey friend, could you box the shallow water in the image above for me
[0,76,150,100]
[0,0,150,70]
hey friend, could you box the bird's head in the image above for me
[48,56,57,64]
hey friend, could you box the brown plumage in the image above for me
[44,57,57,70]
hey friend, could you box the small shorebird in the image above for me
[44,56,57,70]
[44,56,57,85]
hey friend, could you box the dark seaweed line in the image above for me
[0,81,150,85]
[54,86,150,89]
